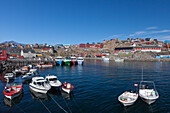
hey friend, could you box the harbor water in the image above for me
[0,60,170,113]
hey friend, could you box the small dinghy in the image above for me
[45,75,62,88]
[118,84,138,106]
[62,82,74,94]
[118,91,138,106]
[139,81,159,104]
[3,83,23,100]
[4,73,15,79]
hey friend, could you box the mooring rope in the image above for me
[39,99,51,113]
[72,97,83,113]
[48,94,68,113]
[62,97,72,113]
[11,100,26,113]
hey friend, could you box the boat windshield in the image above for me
[49,78,57,81]
[140,81,155,90]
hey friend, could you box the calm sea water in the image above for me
[0,60,170,113]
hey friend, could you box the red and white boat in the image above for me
[71,56,77,65]
[36,62,53,68]
[62,82,74,94]
[3,83,23,100]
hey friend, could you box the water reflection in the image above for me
[3,92,23,107]
[77,65,83,73]
[61,91,74,100]
[48,88,61,97]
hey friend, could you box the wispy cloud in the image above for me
[157,35,170,40]
[146,27,158,30]
[106,26,170,41]
[150,30,170,34]
[129,31,146,37]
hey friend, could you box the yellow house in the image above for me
[36,52,42,57]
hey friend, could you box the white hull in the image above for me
[5,91,22,100]
[115,59,124,62]
[62,88,73,94]
[22,74,38,80]
[37,65,53,68]
[140,97,156,104]
[50,80,62,87]
[77,61,84,65]
[41,65,53,68]
[122,101,135,106]
[118,92,138,106]
[29,85,48,94]
[103,58,110,61]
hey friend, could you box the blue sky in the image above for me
[0,0,170,45]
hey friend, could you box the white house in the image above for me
[21,49,36,58]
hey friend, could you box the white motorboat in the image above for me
[29,68,39,74]
[22,72,39,81]
[139,81,159,104]
[29,77,51,94]
[115,58,124,62]
[4,73,15,79]
[12,68,22,74]
[102,57,110,61]
[45,75,62,88]
[118,91,138,106]
[55,56,63,65]
[77,57,84,65]
[62,82,74,94]
[36,62,53,68]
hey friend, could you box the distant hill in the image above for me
[1,41,27,46]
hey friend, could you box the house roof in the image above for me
[23,49,36,53]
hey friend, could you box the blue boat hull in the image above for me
[56,61,63,65]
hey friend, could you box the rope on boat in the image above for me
[39,99,52,113]
[48,94,68,113]
[11,100,26,113]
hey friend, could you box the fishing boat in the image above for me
[71,56,77,65]
[63,57,71,65]
[139,81,159,104]
[29,77,51,94]
[55,56,63,65]
[4,92,23,107]
[3,83,23,100]
[115,58,124,62]
[45,75,62,88]
[4,73,15,79]
[62,82,74,94]
[118,84,138,106]
[36,62,53,68]
[77,57,84,65]
[22,66,29,71]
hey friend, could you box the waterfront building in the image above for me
[114,46,161,53]
[21,49,36,58]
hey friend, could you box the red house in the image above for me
[0,50,7,60]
